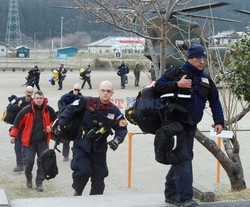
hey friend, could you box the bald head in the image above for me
[98,80,114,103]
[25,86,34,100]
[25,86,34,93]
[73,83,81,90]
[99,80,113,90]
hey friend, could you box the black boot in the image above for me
[74,190,82,196]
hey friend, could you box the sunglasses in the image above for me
[74,89,80,92]
[194,57,207,62]
[100,89,113,93]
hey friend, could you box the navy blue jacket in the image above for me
[118,63,129,76]
[155,62,224,126]
[58,97,128,152]
[57,90,83,113]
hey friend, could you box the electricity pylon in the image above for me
[5,0,22,47]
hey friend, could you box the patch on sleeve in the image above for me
[201,77,209,84]
[11,99,16,104]
[107,113,115,120]
[71,99,80,106]
[119,119,128,127]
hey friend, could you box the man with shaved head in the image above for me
[7,86,34,172]
[57,80,128,196]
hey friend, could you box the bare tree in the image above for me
[71,0,191,77]
[200,29,250,191]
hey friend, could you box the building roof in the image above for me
[86,37,113,47]
[86,36,145,48]
[57,46,78,51]
[210,30,245,39]
[15,46,29,50]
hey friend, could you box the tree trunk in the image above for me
[195,129,246,191]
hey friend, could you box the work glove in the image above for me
[108,137,120,151]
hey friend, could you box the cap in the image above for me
[186,44,207,59]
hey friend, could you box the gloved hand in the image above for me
[108,138,120,151]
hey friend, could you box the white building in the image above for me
[210,30,245,46]
[86,36,145,54]
[0,41,8,57]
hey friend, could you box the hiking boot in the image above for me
[36,185,44,192]
[74,190,82,196]
[13,166,24,172]
[63,156,69,161]
[165,195,176,204]
[178,199,199,207]
[26,179,32,188]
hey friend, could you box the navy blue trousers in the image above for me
[62,141,70,157]
[71,138,109,195]
[14,136,24,168]
[120,75,126,87]
[81,77,92,89]
[23,140,47,186]
[164,125,197,202]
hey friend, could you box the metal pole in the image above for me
[216,136,221,184]
[128,132,134,188]
[60,16,64,48]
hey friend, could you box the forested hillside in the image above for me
[0,0,249,48]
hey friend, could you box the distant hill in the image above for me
[0,0,249,46]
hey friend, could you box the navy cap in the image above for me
[186,44,207,59]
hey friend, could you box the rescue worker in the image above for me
[9,91,57,192]
[117,61,129,89]
[27,65,41,90]
[133,63,140,86]
[8,86,34,172]
[155,44,224,207]
[81,65,92,89]
[56,80,128,196]
[58,64,67,90]
[149,65,156,81]
[57,83,83,161]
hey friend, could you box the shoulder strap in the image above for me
[163,66,184,80]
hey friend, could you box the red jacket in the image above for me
[9,98,56,147]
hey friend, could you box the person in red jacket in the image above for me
[9,90,57,192]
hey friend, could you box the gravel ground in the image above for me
[0,70,250,201]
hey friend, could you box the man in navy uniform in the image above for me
[57,83,83,161]
[56,80,128,196]
[155,44,224,207]
[81,65,92,89]
[117,61,129,89]
[57,64,67,90]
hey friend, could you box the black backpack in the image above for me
[125,85,163,134]
[2,95,19,124]
[52,111,83,143]
[154,121,185,165]
[38,149,58,180]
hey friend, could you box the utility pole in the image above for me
[60,16,64,48]
[5,0,22,47]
